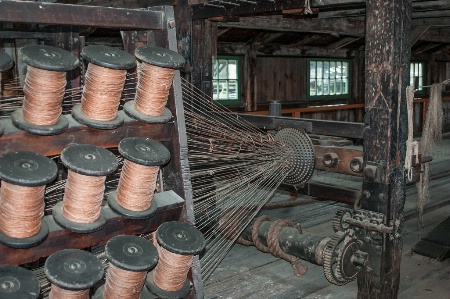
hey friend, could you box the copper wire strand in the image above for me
[116,160,159,211]
[0,181,45,238]
[81,63,126,121]
[134,62,174,116]
[22,66,66,125]
[103,264,147,299]
[153,244,193,292]
[49,284,90,299]
[62,171,106,223]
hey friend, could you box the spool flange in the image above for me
[0,265,40,299]
[45,249,104,291]
[0,51,14,71]
[82,45,136,70]
[106,235,158,272]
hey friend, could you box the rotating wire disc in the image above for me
[275,128,315,185]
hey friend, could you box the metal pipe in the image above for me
[240,220,329,265]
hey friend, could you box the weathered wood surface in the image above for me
[0,114,173,156]
[0,193,183,265]
[0,1,163,29]
[358,0,412,298]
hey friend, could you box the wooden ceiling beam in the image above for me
[218,41,354,57]
[217,15,365,37]
[326,37,361,49]
[410,25,430,46]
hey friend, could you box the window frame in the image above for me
[212,55,241,106]
[410,61,427,96]
[306,58,352,101]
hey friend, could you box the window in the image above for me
[307,59,350,100]
[410,62,425,94]
[213,56,240,104]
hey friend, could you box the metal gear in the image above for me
[332,209,352,232]
[323,229,359,285]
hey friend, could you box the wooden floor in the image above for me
[203,139,450,299]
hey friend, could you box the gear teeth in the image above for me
[322,230,358,286]
[332,209,351,232]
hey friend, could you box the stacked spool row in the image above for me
[0,44,185,136]
[0,137,170,247]
[0,222,205,299]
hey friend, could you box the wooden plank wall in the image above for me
[255,57,306,102]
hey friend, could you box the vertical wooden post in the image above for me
[192,19,216,97]
[358,1,411,298]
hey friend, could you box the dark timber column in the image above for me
[358,1,411,299]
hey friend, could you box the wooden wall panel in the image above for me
[255,57,305,103]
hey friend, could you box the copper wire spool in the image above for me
[22,66,66,126]
[116,160,158,211]
[45,249,104,299]
[11,45,78,136]
[62,171,106,223]
[0,151,57,248]
[152,244,193,292]
[93,235,158,299]
[49,285,89,299]
[0,50,15,98]
[0,182,45,238]
[134,62,174,116]
[146,221,205,299]
[107,137,170,220]
[80,63,127,121]
[72,45,135,130]
[52,144,118,233]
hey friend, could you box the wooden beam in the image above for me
[0,1,163,29]
[215,16,365,37]
[410,25,430,47]
[358,0,411,298]
[0,115,173,156]
[326,37,361,49]
[413,43,444,55]
[218,42,354,58]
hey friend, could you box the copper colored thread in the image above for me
[0,181,45,238]
[103,264,147,299]
[62,171,106,223]
[153,244,193,292]
[49,284,89,299]
[116,160,159,211]
[22,66,66,125]
[81,63,126,121]
[134,62,174,116]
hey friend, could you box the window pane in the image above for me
[317,79,323,95]
[324,61,330,79]
[330,79,335,95]
[330,61,336,79]
[228,80,238,99]
[213,61,218,79]
[213,81,219,100]
[317,61,323,79]
[323,79,329,95]
[218,80,228,99]
[228,60,238,80]
[310,61,316,78]
[310,79,317,96]
[218,60,228,79]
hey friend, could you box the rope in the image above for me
[266,219,308,277]
[405,86,419,182]
[252,215,270,253]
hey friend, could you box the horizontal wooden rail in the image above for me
[245,103,364,118]
[0,113,174,156]
[0,191,184,265]
[0,2,163,29]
